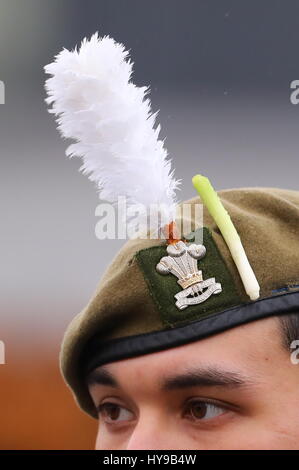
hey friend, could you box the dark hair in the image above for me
[278,313,299,351]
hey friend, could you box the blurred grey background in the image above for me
[1,0,299,343]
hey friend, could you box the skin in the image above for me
[86,316,299,450]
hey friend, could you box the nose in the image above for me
[125,415,179,450]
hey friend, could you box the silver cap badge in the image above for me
[156,240,222,310]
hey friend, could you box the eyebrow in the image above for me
[86,367,118,387]
[86,365,253,391]
[161,367,250,390]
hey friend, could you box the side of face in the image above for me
[86,316,299,450]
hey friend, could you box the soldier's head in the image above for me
[60,187,299,450]
[44,33,299,450]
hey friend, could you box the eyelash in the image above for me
[183,398,228,422]
[98,402,134,425]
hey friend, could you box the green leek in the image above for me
[192,174,260,301]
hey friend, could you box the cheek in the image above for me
[95,425,111,450]
[94,427,102,450]
[204,422,299,450]
[94,424,128,450]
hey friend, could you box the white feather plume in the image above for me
[44,32,180,237]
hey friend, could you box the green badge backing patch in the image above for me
[135,227,242,328]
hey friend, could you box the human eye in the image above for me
[183,398,230,423]
[98,401,135,425]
